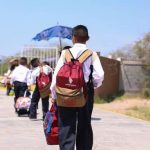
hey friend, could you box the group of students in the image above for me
[9,25,104,150]
[9,57,53,120]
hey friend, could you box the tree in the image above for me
[133,32,150,90]
[133,32,150,64]
[108,44,136,60]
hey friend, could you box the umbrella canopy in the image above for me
[33,25,72,41]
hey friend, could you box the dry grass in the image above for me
[96,98,150,121]
[126,106,150,121]
[0,86,6,90]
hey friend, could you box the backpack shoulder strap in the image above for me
[65,49,74,62]
[78,49,93,63]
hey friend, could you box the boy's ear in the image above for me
[72,36,76,44]
[87,36,89,41]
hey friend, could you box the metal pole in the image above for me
[59,37,62,51]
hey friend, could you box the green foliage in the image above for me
[94,91,125,104]
[133,32,150,90]
[94,96,107,104]
[0,63,9,75]
[141,88,150,98]
[134,32,150,63]
[109,49,128,59]
[109,45,135,59]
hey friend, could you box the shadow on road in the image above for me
[91,117,101,121]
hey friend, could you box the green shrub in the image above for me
[142,88,150,98]
[94,96,106,104]
[94,91,125,104]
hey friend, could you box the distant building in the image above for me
[20,45,59,68]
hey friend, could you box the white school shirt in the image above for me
[10,65,31,86]
[50,43,104,99]
[4,69,11,77]
[30,65,53,84]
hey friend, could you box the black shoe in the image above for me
[29,115,37,119]
[42,115,46,121]
[14,104,17,113]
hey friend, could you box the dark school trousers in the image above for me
[6,84,11,95]
[58,83,94,150]
[29,84,49,118]
[14,81,28,104]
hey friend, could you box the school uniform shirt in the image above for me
[30,65,53,85]
[4,69,11,77]
[50,43,104,100]
[3,69,12,84]
[10,65,31,86]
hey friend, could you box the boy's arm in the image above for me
[30,67,40,84]
[92,52,104,89]
[10,69,16,85]
[27,70,32,86]
[4,70,11,77]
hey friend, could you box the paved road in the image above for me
[0,90,150,150]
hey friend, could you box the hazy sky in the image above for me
[0,0,150,56]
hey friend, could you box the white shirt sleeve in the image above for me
[30,67,40,84]
[50,51,65,99]
[92,52,104,89]
[10,68,16,84]
[26,70,31,86]
[4,69,11,77]
[43,65,53,74]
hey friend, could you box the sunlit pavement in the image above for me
[0,90,150,150]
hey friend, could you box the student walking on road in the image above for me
[3,59,18,95]
[10,57,31,111]
[50,25,104,150]
[29,58,53,120]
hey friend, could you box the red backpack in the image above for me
[37,68,52,98]
[56,49,92,107]
[43,104,58,145]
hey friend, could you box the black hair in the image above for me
[59,46,72,56]
[72,25,89,43]
[10,59,19,71]
[20,57,27,66]
[30,58,40,68]
[63,46,72,50]
[10,65,16,71]
[43,61,50,66]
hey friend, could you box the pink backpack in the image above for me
[56,49,92,107]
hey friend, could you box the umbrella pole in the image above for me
[59,37,62,51]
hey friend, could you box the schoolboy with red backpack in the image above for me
[50,25,104,150]
[29,58,52,120]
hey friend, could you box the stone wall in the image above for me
[95,57,148,97]
[119,60,147,93]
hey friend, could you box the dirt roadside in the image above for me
[95,98,150,114]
